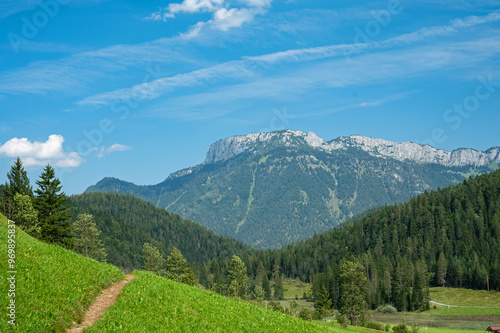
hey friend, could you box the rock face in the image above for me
[204,130,500,167]
[87,129,499,249]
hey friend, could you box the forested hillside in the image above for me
[87,130,499,249]
[69,192,255,271]
[201,169,500,312]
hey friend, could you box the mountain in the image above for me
[86,130,499,249]
[69,192,254,272]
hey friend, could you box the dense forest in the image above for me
[69,192,255,271]
[199,169,500,312]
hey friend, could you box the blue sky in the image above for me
[1,0,500,194]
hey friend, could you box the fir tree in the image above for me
[228,255,248,299]
[166,247,196,286]
[262,274,272,300]
[73,213,107,262]
[437,252,447,292]
[315,285,333,319]
[274,274,284,300]
[34,164,72,247]
[2,157,33,219]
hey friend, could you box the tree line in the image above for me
[197,169,500,315]
[0,157,107,261]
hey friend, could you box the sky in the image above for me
[1,0,500,194]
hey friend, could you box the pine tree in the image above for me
[166,247,195,286]
[315,285,333,319]
[2,157,33,219]
[34,164,72,247]
[13,193,40,237]
[437,252,447,292]
[340,261,368,326]
[72,213,107,262]
[262,274,272,300]
[274,274,284,300]
[142,243,165,275]
[228,255,248,299]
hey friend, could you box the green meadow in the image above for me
[0,214,123,332]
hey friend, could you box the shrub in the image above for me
[392,323,409,333]
[376,304,398,314]
[299,308,313,321]
[336,313,348,328]
[385,323,392,332]
[365,321,384,331]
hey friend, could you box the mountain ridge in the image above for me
[86,130,499,249]
[203,130,500,167]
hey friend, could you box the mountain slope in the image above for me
[86,130,499,249]
[0,213,123,333]
[69,192,255,271]
[88,270,335,333]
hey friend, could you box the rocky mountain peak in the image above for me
[204,130,500,167]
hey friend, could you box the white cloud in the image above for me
[0,135,82,168]
[213,7,255,31]
[147,0,271,34]
[94,144,132,158]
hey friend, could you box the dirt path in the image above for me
[68,274,136,333]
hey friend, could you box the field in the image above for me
[0,214,124,332]
[428,286,500,307]
[88,270,337,332]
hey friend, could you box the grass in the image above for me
[0,214,123,332]
[88,270,337,332]
[429,287,500,307]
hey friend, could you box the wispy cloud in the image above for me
[93,143,132,158]
[73,12,500,111]
[0,38,188,95]
[0,134,82,168]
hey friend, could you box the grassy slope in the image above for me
[0,214,123,332]
[429,287,500,307]
[89,270,336,333]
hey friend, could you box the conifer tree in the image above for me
[73,213,107,262]
[274,274,284,300]
[437,252,447,292]
[34,164,72,247]
[262,274,272,300]
[166,247,195,286]
[315,285,333,319]
[228,255,248,299]
[2,157,33,219]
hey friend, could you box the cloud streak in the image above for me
[74,11,500,111]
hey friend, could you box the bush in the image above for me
[298,308,312,321]
[392,323,409,333]
[385,323,392,332]
[376,305,398,314]
[336,313,348,328]
[365,321,384,331]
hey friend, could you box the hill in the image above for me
[69,192,255,272]
[86,130,500,249]
[202,169,500,313]
[87,270,335,333]
[0,213,123,332]
[0,213,337,332]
